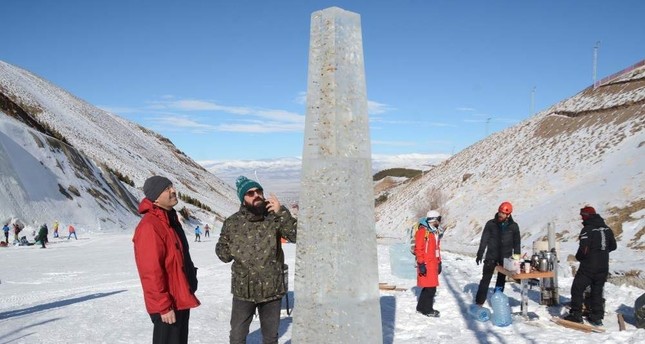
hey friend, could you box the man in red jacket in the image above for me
[133,176,200,344]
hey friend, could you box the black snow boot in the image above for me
[564,311,583,323]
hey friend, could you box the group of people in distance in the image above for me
[132,174,617,344]
[413,200,616,328]
[2,220,77,248]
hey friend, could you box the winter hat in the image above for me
[426,210,441,223]
[580,206,596,220]
[236,176,262,203]
[143,176,172,201]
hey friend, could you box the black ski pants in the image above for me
[570,270,607,321]
[230,297,281,344]
[475,259,506,305]
[416,287,437,314]
[150,309,190,344]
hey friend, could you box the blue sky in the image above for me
[3,0,644,163]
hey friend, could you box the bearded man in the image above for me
[216,176,297,344]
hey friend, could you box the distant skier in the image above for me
[2,223,9,244]
[13,223,22,242]
[67,225,77,240]
[194,225,202,242]
[204,224,210,238]
[36,224,48,248]
[53,220,59,238]
[564,206,616,326]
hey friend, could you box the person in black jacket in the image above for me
[474,201,521,305]
[564,206,616,326]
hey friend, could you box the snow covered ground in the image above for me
[1,231,643,343]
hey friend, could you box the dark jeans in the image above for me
[230,298,281,344]
[570,270,607,320]
[475,260,506,305]
[150,309,190,344]
[416,287,437,314]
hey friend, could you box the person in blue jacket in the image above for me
[2,223,9,244]
[194,225,202,242]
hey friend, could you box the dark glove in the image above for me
[476,257,482,265]
[418,263,427,276]
[438,261,442,275]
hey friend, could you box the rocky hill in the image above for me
[376,60,645,277]
[0,60,238,230]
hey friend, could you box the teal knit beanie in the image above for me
[235,176,262,203]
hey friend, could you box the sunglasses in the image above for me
[428,216,441,223]
[245,189,263,197]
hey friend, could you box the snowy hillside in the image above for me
[0,60,239,231]
[0,115,140,231]
[376,61,645,279]
[2,233,644,343]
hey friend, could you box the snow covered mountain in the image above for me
[1,56,643,281]
[375,60,645,279]
[0,60,238,232]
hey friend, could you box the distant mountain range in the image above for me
[201,153,450,203]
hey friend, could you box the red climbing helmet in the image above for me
[498,201,513,214]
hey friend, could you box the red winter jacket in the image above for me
[133,199,200,314]
[415,225,441,287]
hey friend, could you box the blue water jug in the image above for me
[490,288,512,327]
[468,304,491,322]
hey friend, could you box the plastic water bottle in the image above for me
[468,304,491,322]
[490,288,512,327]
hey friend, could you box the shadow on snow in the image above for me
[0,290,126,320]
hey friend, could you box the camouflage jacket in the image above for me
[216,205,297,303]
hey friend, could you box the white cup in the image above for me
[524,264,531,273]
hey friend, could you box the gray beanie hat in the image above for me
[143,176,172,201]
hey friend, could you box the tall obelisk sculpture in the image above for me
[293,7,382,343]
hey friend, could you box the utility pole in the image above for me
[593,41,601,88]
[531,86,536,114]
